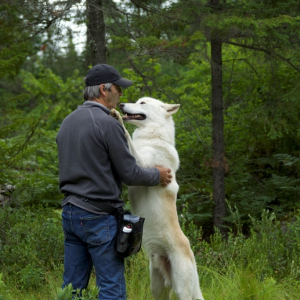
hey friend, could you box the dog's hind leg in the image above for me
[150,254,172,300]
[150,267,171,300]
[170,254,204,300]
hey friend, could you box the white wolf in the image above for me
[112,97,204,300]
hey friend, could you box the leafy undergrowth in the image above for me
[0,206,299,299]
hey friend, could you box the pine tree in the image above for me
[105,0,300,232]
[86,0,107,65]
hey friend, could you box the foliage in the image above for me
[1,0,300,232]
[196,210,300,282]
[181,209,300,299]
[0,206,299,299]
[199,266,300,300]
[1,62,84,206]
[0,0,85,207]
[8,129,62,206]
[0,273,13,300]
[102,0,300,232]
[0,3,32,79]
[179,209,300,297]
[56,283,99,300]
[0,1,299,298]
[0,205,64,290]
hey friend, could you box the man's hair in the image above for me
[83,83,113,101]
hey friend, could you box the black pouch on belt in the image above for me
[115,211,145,258]
[64,193,145,258]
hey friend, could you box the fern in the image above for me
[274,153,300,167]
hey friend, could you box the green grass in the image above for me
[1,251,300,300]
[1,207,300,299]
[200,266,300,300]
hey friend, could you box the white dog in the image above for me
[112,97,204,300]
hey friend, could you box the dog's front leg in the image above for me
[110,109,146,167]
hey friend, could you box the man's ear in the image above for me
[163,103,180,116]
[99,84,106,96]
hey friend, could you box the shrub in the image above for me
[55,283,99,300]
[194,210,300,283]
[0,205,64,289]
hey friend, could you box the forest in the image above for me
[0,0,299,299]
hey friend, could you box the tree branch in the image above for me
[226,41,300,73]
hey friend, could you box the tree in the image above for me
[103,0,228,231]
[1,0,299,230]
[86,0,107,65]
[210,37,226,233]
[105,0,300,232]
[0,0,80,190]
[202,0,300,231]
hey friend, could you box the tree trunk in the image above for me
[210,38,226,234]
[86,0,107,66]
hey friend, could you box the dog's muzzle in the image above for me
[119,103,146,120]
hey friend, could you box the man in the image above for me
[56,64,172,299]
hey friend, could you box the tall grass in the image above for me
[1,252,299,300]
[0,207,299,299]
[200,266,299,300]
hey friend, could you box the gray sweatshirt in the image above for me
[56,101,159,212]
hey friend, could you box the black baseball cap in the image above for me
[85,64,133,88]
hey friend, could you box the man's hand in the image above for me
[155,166,172,186]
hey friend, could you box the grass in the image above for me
[200,266,300,300]
[1,251,300,300]
[1,207,300,299]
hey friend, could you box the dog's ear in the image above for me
[164,104,180,116]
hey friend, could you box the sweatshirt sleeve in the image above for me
[104,120,160,186]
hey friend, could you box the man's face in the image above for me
[106,84,123,109]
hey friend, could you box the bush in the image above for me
[55,283,99,300]
[194,210,300,282]
[0,205,64,289]
[1,204,299,298]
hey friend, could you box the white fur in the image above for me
[113,97,204,300]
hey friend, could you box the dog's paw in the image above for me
[110,109,124,125]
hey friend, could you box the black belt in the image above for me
[64,192,120,216]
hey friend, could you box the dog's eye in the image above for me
[140,102,146,104]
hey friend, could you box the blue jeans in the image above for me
[61,204,126,299]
